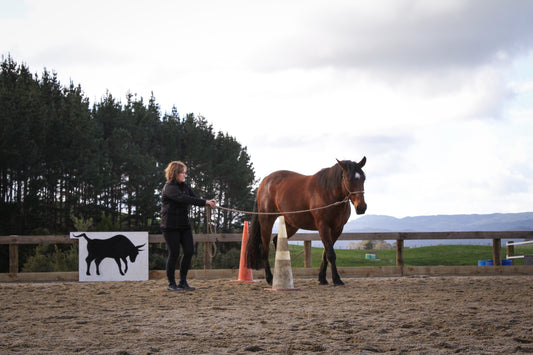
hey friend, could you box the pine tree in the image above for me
[1,56,257,235]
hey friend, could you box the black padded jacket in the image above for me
[160,181,206,229]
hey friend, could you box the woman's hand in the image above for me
[206,199,217,208]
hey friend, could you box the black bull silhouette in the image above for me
[73,233,145,276]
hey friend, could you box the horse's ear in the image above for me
[336,159,346,169]
[358,156,366,168]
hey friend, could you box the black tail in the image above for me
[245,201,264,269]
[73,233,91,242]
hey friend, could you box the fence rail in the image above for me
[2,231,533,281]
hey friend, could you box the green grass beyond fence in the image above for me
[279,244,533,268]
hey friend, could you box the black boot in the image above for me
[178,280,195,291]
[167,282,184,291]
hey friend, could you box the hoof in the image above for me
[319,280,329,285]
[333,280,345,286]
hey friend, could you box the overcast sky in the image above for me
[2,0,532,218]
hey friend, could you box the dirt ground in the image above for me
[1,275,532,354]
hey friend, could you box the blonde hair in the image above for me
[165,161,187,182]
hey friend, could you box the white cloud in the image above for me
[2,0,533,218]
[250,0,533,72]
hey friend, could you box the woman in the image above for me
[160,161,216,291]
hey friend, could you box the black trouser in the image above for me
[162,227,194,285]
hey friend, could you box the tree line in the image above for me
[0,55,257,235]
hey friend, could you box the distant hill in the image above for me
[344,212,533,233]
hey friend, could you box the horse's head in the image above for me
[337,157,367,215]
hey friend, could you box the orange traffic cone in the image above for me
[231,221,259,283]
[267,216,301,291]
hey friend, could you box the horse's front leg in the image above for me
[325,243,344,286]
[319,225,344,285]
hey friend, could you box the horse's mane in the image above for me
[315,163,344,191]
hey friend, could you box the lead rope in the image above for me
[205,207,217,259]
[213,197,351,215]
[204,176,364,259]
[212,182,364,216]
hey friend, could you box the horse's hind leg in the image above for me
[263,236,273,284]
[268,221,299,284]
[260,216,299,285]
[259,216,276,285]
[319,250,328,285]
[264,262,273,285]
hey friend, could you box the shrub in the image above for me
[212,247,240,269]
[22,244,78,272]
[149,244,168,270]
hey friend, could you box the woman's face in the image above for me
[177,169,187,183]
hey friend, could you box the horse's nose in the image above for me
[356,203,367,215]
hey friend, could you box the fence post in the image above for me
[396,239,404,267]
[492,238,501,266]
[203,242,213,269]
[9,243,18,274]
[507,241,514,259]
[204,208,213,270]
[304,240,312,268]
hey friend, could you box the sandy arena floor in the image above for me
[1,275,532,354]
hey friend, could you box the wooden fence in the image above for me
[1,231,533,282]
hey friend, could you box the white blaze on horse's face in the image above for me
[355,172,361,180]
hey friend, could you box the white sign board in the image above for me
[70,232,149,282]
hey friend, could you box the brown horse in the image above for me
[245,157,367,285]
